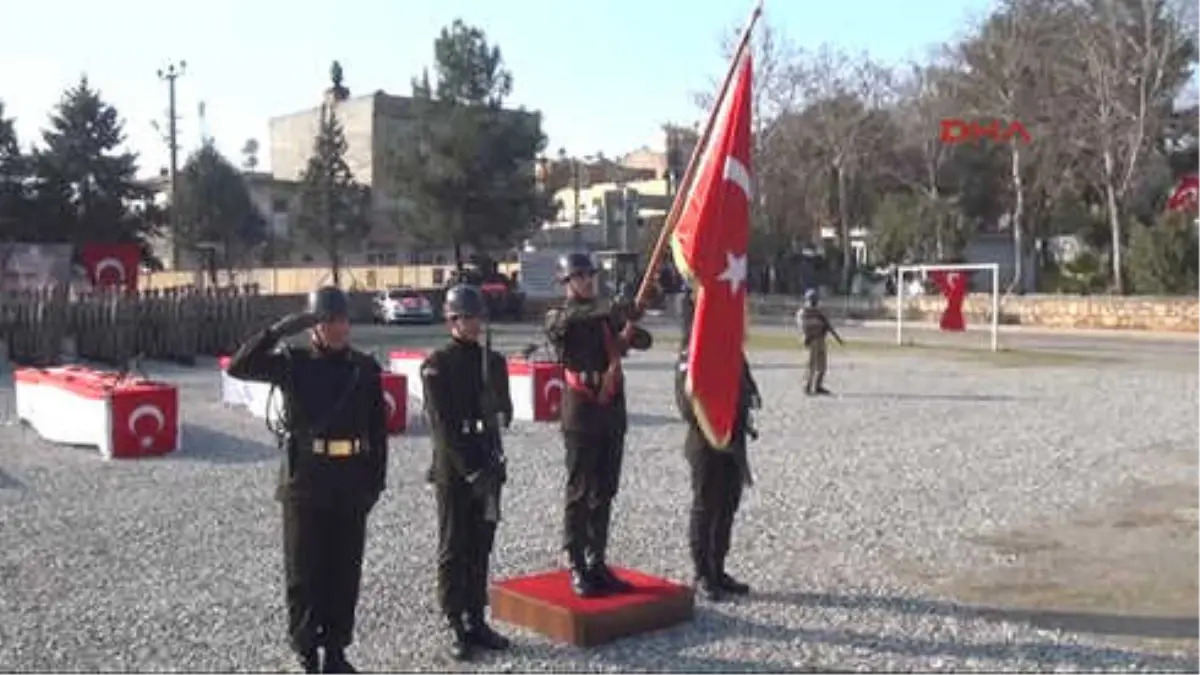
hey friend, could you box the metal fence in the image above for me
[0,285,277,367]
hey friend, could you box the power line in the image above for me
[157,60,186,269]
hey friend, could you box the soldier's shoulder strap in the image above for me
[349,347,381,370]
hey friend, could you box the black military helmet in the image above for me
[558,252,596,282]
[307,285,349,321]
[444,284,485,319]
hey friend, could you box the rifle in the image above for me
[477,315,505,523]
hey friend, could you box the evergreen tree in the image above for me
[294,107,370,279]
[0,100,31,241]
[30,77,162,257]
[174,140,266,278]
[392,20,551,265]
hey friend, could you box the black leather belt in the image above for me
[312,439,362,458]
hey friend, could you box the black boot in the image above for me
[321,648,356,674]
[718,572,751,595]
[465,610,511,651]
[588,555,633,594]
[297,649,320,674]
[445,615,471,661]
[695,574,725,602]
[815,387,832,396]
[566,550,602,598]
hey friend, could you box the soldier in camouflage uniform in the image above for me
[796,289,843,396]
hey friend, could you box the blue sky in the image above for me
[1,0,995,179]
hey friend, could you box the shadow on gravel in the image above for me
[502,602,1193,672]
[628,412,683,428]
[0,468,23,490]
[835,392,1026,403]
[746,591,1196,668]
[176,424,278,465]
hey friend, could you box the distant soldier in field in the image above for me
[796,289,843,396]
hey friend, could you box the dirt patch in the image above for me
[938,477,1198,656]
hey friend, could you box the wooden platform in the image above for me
[489,567,694,648]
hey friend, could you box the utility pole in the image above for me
[157,61,186,270]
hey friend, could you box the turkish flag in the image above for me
[1167,174,1198,212]
[671,50,752,449]
[80,243,140,292]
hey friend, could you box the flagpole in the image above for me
[634,0,763,309]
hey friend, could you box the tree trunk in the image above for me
[1009,146,1025,293]
[1102,148,1124,294]
[836,165,852,292]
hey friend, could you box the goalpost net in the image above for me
[894,263,1001,352]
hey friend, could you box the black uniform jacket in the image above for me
[227,327,388,505]
[544,297,652,433]
[676,349,758,486]
[421,337,512,483]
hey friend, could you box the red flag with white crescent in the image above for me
[670,50,753,449]
[1167,174,1198,212]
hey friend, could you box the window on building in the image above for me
[271,198,288,213]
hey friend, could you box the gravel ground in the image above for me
[0,333,1196,672]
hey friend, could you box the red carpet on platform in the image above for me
[490,567,694,647]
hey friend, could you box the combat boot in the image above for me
[588,555,633,594]
[321,648,357,674]
[718,572,751,596]
[695,575,725,602]
[444,615,471,661]
[297,649,320,674]
[815,387,832,396]
[465,610,511,651]
[567,550,602,598]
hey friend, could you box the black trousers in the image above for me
[436,477,498,616]
[687,448,744,580]
[562,428,625,565]
[282,499,370,655]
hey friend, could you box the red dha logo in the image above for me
[940,119,1032,145]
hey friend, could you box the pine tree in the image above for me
[391,20,551,265]
[31,77,162,255]
[175,140,266,277]
[294,106,370,280]
[0,100,31,240]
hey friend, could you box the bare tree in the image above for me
[788,47,894,288]
[954,0,1071,291]
[1071,0,1195,292]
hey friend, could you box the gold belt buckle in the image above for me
[327,440,353,458]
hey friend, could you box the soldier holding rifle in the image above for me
[421,284,513,662]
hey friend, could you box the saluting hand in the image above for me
[271,311,319,337]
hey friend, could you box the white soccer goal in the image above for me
[895,263,1000,352]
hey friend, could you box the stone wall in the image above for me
[747,293,1199,333]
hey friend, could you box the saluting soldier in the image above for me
[796,289,844,396]
[421,284,513,662]
[675,286,761,601]
[227,286,388,674]
[544,253,652,598]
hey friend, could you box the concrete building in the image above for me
[269,91,541,265]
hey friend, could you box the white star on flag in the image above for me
[717,252,747,296]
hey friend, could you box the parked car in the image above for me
[373,287,435,324]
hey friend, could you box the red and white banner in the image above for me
[671,48,754,449]
[929,270,968,332]
[80,243,140,292]
[1167,174,1198,212]
[389,350,562,423]
[15,366,179,459]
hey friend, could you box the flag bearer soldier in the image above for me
[675,286,761,600]
[796,289,843,396]
[544,253,653,598]
[227,286,388,674]
[421,284,513,661]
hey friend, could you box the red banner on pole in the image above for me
[929,270,967,332]
[80,243,140,292]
